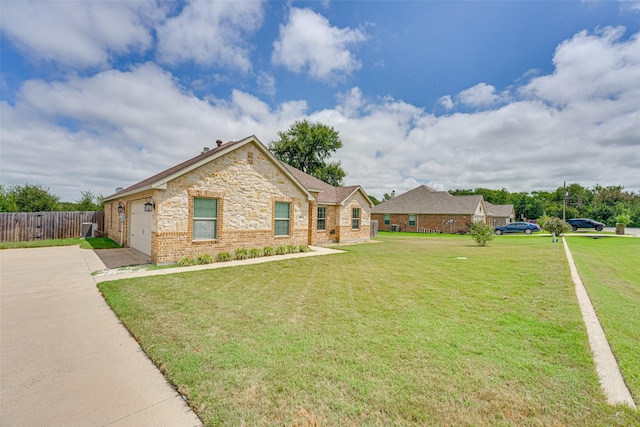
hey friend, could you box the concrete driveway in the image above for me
[0,246,202,427]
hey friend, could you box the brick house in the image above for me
[102,135,372,263]
[485,202,515,226]
[371,185,511,234]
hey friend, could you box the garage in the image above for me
[128,200,152,256]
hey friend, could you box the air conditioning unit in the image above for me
[81,222,98,238]
[391,224,400,232]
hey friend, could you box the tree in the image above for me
[269,120,346,186]
[4,184,59,212]
[541,217,571,243]
[368,195,381,205]
[75,191,102,211]
[469,221,494,246]
[0,184,18,212]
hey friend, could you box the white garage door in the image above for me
[129,200,152,256]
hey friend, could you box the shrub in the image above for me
[299,245,311,253]
[275,245,287,255]
[542,217,571,242]
[196,254,213,265]
[234,248,249,260]
[286,244,299,254]
[616,213,631,227]
[248,248,262,258]
[469,221,494,247]
[177,257,195,267]
[263,246,274,256]
[216,252,232,262]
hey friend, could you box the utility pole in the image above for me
[563,181,567,221]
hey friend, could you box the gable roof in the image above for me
[371,185,484,215]
[485,202,515,218]
[283,164,372,206]
[103,135,312,201]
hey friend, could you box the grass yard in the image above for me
[98,233,639,426]
[565,236,640,403]
[0,237,120,250]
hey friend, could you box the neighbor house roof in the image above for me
[371,185,485,215]
[103,135,312,201]
[485,202,515,218]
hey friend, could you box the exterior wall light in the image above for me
[144,198,155,212]
[117,202,125,214]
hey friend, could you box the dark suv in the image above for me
[567,218,605,232]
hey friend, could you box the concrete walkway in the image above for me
[562,238,636,408]
[0,246,203,426]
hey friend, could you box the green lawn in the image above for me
[0,237,120,250]
[98,233,639,426]
[565,236,640,402]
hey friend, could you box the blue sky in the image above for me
[1,0,639,202]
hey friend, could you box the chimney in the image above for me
[391,190,396,198]
[216,139,223,147]
[201,147,209,154]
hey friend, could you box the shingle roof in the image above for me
[104,139,245,200]
[103,135,369,206]
[485,202,515,218]
[371,185,484,215]
[283,164,367,205]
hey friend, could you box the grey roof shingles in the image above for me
[371,185,484,215]
[104,136,366,206]
[485,202,515,218]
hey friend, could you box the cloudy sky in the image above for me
[1,0,639,202]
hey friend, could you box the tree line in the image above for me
[0,184,103,212]
[448,184,639,227]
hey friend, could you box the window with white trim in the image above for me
[193,198,218,240]
[384,214,390,225]
[352,208,360,230]
[275,202,290,236]
[317,206,326,231]
[409,214,416,226]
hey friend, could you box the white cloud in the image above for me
[0,0,159,68]
[156,0,264,71]
[521,27,640,106]
[439,95,454,110]
[272,8,367,81]
[458,83,503,107]
[1,28,639,202]
[257,72,276,97]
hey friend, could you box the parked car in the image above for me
[567,218,605,232]
[494,222,542,235]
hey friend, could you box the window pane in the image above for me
[317,219,326,231]
[275,202,290,219]
[194,219,217,239]
[384,214,390,225]
[194,198,217,218]
[353,208,360,219]
[275,219,289,236]
[317,207,326,219]
[352,219,359,230]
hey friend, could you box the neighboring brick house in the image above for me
[371,185,490,234]
[102,135,372,264]
[485,202,515,226]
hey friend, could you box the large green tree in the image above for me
[1,184,60,212]
[269,120,346,186]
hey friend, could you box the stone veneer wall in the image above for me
[371,213,474,234]
[107,141,312,263]
[338,192,371,242]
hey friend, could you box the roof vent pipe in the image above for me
[201,147,209,154]
[216,139,223,147]
[391,190,396,198]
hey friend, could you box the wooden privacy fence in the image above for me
[0,211,104,242]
